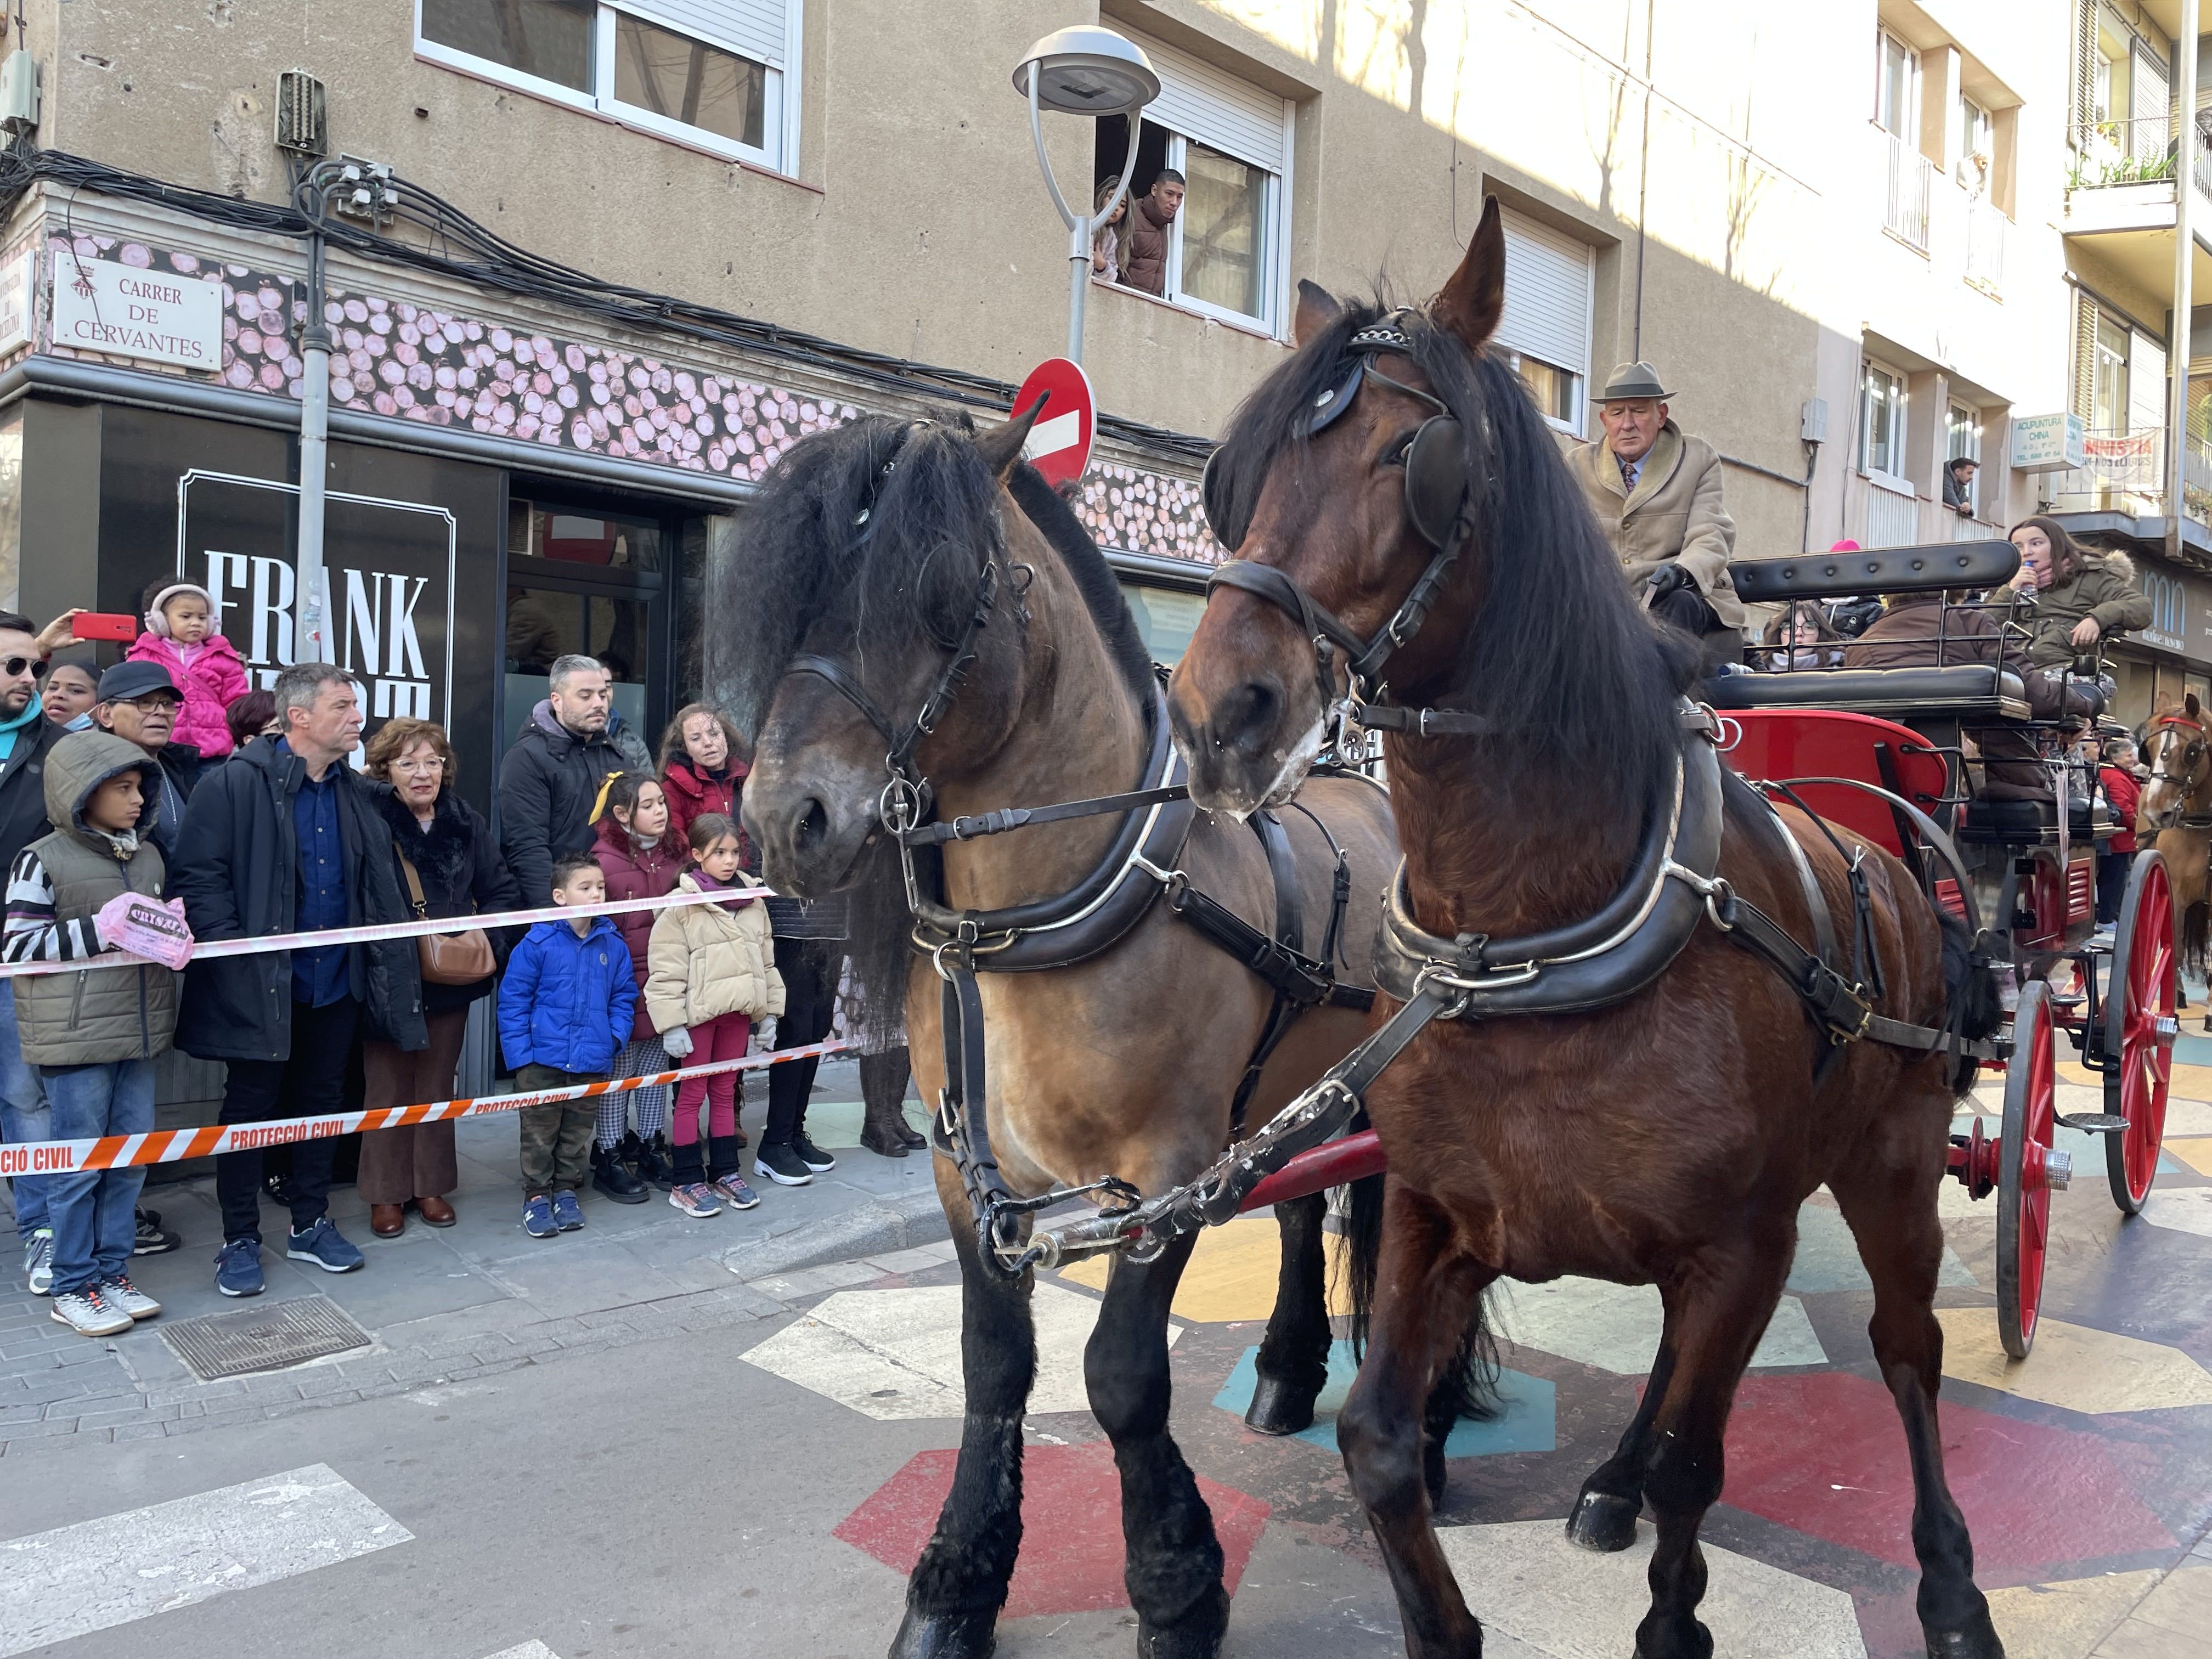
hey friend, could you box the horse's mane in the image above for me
[1210,290,1701,818]
[715,409,1158,1045]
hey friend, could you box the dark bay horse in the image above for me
[731,411,1438,1658]
[1166,200,2007,1658]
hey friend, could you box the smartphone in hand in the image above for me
[72,613,139,644]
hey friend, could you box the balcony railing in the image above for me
[2068,115,2212,206]
[1963,195,2006,294]
[2043,424,2212,527]
[1883,129,1932,251]
[1844,472,2005,549]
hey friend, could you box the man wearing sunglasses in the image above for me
[0,611,64,1295]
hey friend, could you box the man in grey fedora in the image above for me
[1568,360,1743,648]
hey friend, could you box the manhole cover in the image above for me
[161,1294,373,1380]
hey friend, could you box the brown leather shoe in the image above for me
[414,1195,457,1227]
[370,1204,406,1238]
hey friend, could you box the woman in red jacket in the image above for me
[661,703,753,867]
[2098,737,2144,929]
[589,772,687,1195]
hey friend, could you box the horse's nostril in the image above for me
[1219,680,1279,759]
[794,798,829,852]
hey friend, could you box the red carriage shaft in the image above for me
[1238,1129,1387,1211]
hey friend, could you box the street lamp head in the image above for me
[1012,26,1159,117]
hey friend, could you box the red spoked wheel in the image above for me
[1997,980,2062,1361]
[2104,850,2177,1215]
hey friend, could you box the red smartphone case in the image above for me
[74,612,139,643]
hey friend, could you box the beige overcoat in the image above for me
[1568,420,1745,629]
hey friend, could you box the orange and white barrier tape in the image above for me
[0,887,749,981]
[0,1037,860,1175]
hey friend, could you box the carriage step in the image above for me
[2056,1112,2128,1134]
[2048,991,2087,1010]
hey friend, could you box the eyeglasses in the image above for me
[1,658,49,680]
[115,695,182,714]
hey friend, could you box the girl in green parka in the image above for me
[2008,515,2154,670]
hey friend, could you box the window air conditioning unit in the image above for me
[275,70,327,160]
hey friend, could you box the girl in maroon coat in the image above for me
[589,772,687,1195]
[660,704,753,867]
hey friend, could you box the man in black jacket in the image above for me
[498,653,631,906]
[0,613,61,1291]
[90,661,202,861]
[172,661,426,1298]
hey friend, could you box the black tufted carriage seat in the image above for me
[1703,663,2031,723]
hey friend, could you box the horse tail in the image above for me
[1938,907,2004,1098]
[1342,1168,1502,1425]
[2183,896,2210,983]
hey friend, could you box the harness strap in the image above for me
[898,783,1192,848]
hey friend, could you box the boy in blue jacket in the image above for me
[499,854,636,1238]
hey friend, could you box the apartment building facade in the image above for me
[0,0,2202,757]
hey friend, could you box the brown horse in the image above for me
[730,412,1437,1658]
[1166,200,2006,1658]
[2139,696,2212,1024]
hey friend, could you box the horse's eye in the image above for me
[1381,432,1417,467]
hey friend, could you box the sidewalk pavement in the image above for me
[0,1058,949,1461]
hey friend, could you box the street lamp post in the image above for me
[1011,27,1159,365]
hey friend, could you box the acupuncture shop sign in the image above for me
[51,253,222,371]
[178,471,456,741]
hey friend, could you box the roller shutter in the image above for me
[1127,30,1287,172]
[1496,209,1593,380]
[613,0,789,68]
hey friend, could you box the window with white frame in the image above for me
[1946,400,1980,511]
[1494,208,1594,437]
[416,0,798,171]
[1860,360,1908,481]
[1098,32,1292,334]
[1876,31,1917,136]
[1955,95,1994,192]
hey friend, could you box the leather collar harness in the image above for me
[1201,314,1495,742]
[2143,713,2212,831]
[775,428,1374,1277]
[1023,704,2007,1272]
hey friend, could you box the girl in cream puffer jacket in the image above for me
[643,813,783,1212]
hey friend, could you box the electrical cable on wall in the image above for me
[0,138,1217,462]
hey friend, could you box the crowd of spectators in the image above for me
[0,627,918,1338]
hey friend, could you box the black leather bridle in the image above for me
[1200,314,1491,740]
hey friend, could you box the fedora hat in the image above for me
[1596,361,1672,403]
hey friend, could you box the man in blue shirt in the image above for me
[172,663,427,1297]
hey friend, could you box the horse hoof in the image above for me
[1136,1584,1231,1657]
[1564,1489,1641,1553]
[1924,1617,2006,1658]
[888,1609,998,1659]
[1243,1375,1319,1436]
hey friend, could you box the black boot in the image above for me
[633,1132,676,1192]
[591,1139,648,1204]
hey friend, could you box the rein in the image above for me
[1023,702,2008,1271]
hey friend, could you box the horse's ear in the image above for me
[2189,692,2202,722]
[1293,280,1340,348]
[974,397,1046,481]
[1434,196,1505,352]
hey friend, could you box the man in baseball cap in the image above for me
[1567,360,1743,653]
[91,661,201,861]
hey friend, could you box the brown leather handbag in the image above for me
[395,842,496,986]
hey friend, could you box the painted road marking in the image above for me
[0,1464,410,1657]
[1059,1214,1351,1322]
[741,1282,1178,1419]
[1211,1340,1556,1458]
[1434,1517,1866,1658]
[1934,1308,2212,1413]
[2143,1187,2212,1242]
[1985,1565,2201,1659]
[1492,1279,1826,1374]
[1791,1198,1976,1291]
[481,1645,563,1659]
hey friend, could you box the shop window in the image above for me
[416,0,795,171]
[505,495,676,753]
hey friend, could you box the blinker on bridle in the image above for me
[1198,314,1490,740]
[782,420,1006,834]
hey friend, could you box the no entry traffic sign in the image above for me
[1013,357,1095,488]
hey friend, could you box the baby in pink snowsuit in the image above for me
[126,581,250,759]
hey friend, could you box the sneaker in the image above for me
[754,1143,814,1187]
[668,1182,722,1218]
[23,1227,53,1295]
[132,1207,181,1255]
[522,1195,559,1238]
[213,1237,263,1297]
[98,1274,161,1321]
[712,1172,760,1211]
[590,1141,648,1205]
[49,1285,133,1337]
[551,1189,585,1232]
[792,1133,838,1173]
[285,1217,365,1274]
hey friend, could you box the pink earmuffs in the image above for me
[142,582,213,640]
